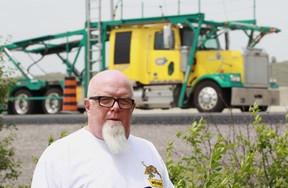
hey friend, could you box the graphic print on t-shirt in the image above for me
[142,161,163,188]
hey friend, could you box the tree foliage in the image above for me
[166,104,288,187]
[0,36,15,109]
[0,37,21,188]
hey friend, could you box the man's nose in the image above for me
[111,100,120,110]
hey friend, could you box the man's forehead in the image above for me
[95,84,132,96]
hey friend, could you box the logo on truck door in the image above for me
[155,57,167,66]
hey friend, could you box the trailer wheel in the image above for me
[193,81,225,112]
[9,89,34,115]
[42,88,63,114]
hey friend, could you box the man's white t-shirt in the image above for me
[31,128,174,188]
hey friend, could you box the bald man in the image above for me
[32,70,174,188]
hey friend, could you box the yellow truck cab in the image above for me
[107,16,279,112]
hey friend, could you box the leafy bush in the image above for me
[0,37,22,188]
[166,104,288,187]
[0,125,21,188]
[0,35,15,110]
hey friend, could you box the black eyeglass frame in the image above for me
[89,96,135,109]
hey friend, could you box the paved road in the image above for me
[2,107,288,125]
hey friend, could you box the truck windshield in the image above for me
[180,28,220,50]
[198,34,220,50]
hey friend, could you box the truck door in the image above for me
[147,27,181,83]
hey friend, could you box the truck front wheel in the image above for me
[42,88,63,114]
[193,81,226,113]
[9,89,34,115]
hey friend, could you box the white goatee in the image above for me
[102,120,129,154]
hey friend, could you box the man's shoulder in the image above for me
[46,128,86,149]
[39,128,87,159]
[129,134,148,142]
[129,135,155,148]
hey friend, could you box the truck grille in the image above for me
[243,48,269,88]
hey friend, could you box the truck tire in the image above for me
[42,88,63,114]
[9,89,34,115]
[193,81,225,112]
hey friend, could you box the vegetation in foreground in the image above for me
[166,104,288,187]
[0,38,22,188]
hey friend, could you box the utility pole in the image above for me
[110,0,114,20]
[121,0,123,19]
[253,0,256,21]
[141,2,144,18]
[178,0,180,15]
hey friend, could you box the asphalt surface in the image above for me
[2,109,288,125]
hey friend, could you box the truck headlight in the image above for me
[230,75,241,82]
[269,78,277,84]
[269,78,278,88]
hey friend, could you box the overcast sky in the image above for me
[0,0,287,75]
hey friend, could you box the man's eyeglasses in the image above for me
[89,96,135,109]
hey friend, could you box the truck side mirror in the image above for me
[224,30,229,50]
[163,24,173,49]
[271,56,277,64]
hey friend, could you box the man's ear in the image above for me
[131,102,136,111]
[84,98,90,112]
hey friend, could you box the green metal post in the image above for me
[65,34,70,76]
[178,14,204,107]
[101,24,106,71]
[84,29,89,98]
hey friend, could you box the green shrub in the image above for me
[0,37,22,188]
[166,104,288,187]
[0,35,15,111]
[0,125,21,188]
